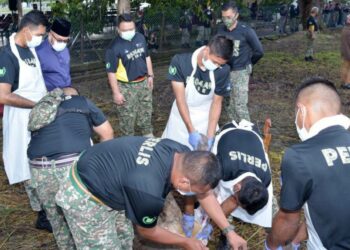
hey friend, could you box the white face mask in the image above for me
[120,30,136,41]
[176,189,196,196]
[295,107,310,141]
[27,32,43,48]
[52,41,67,52]
[202,57,218,71]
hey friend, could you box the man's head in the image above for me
[49,18,71,52]
[117,13,136,41]
[18,10,48,48]
[221,1,239,30]
[234,177,268,215]
[201,35,233,71]
[310,6,319,16]
[173,151,221,196]
[295,77,341,138]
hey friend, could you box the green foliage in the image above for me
[51,0,111,34]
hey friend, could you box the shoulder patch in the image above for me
[142,216,157,225]
[169,65,177,75]
[0,67,6,77]
[106,62,111,69]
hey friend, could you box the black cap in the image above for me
[51,18,71,37]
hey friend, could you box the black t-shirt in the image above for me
[105,33,149,82]
[0,44,37,92]
[167,53,231,96]
[203,9,213,28]
[280,126,350,249]
[27,96,106,159]
[77,137,190,228]
[217,22,264,70]
[216,122,271,187]
[306,16,318,31]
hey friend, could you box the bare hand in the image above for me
[147,77,154,90]
[113,92,126,105]
[184,238,208,250]
[226,231,247,250]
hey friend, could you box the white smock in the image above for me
[212,120,273,228]
[3,33,47,184]
[162,47,216,148]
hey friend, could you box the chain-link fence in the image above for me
[0,4,287,64]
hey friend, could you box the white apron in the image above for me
[3,33,47,184]
[162,47,216,148]
[212,120,273,228]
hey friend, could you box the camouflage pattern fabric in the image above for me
[28,88,64,131]
[23,179,42,212]
[116,79,153,136]
[305,34,314,57]
[30,160,76,250]
[181,29,190,45]
[196,26,205,43]
[223,65,252,123]
[203,27,211,42]
[55,167,134,250]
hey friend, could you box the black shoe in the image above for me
[304,56,310,61]
[35,210,53,233]
[341,83,350,89]
[309,56,314,61]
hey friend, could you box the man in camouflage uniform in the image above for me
[106,13,154,136]
[56,137,248,249]
[218,1,264,122]
[27,87,113,249]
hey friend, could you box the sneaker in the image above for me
[35,210,53,233]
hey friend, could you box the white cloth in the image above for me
[162,47,216,148]
[212,120,273,227]
[304,203,327,250]
[3,34,47,184]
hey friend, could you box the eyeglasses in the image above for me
[51,32,70,43]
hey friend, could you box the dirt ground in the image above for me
[1,29,349,249]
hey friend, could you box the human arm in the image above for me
[221,195,239,217]
[93,121,114,142]
[247,28,264,65]
[146,56,154,90]
[0,83,35,108]
[207,94,223,140]
[136,225,208,250]
[266,209,302,249]
[198,191,247,250]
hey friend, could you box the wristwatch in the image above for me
[222,225,235,236]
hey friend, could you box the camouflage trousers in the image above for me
[30,157,77,250]
[56,165,134,250]
[116,79,153,136]
[23,179,42,212]
[181,28,190,45]
[196,26,204,42]
[223,65,252,123]
[203,27,211,42]
[305,35,314,57]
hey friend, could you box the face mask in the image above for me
[295,107,310,141]
[176,189,196,196]
[52,41,67,52]
[120,30,136,41]
[202,57,218,71]
[223,14,238,29]
[27,31,43,48]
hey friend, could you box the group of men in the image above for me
[1,1,350,250]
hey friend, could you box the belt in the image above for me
[70,162,105,206]
[30,153,80,168]
[119,76,146,84]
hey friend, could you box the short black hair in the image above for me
[222,1,238,12]
[18,10,48,31]
[238,177,268,215]
[181,151,222,189]
[208,35,233,61]
[118,13,134,26]
[295,77,338,100]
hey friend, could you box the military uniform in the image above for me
[56,137,190,249]
[28,95,107,249]
[218,23,263,122]
[105,33,153,136]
